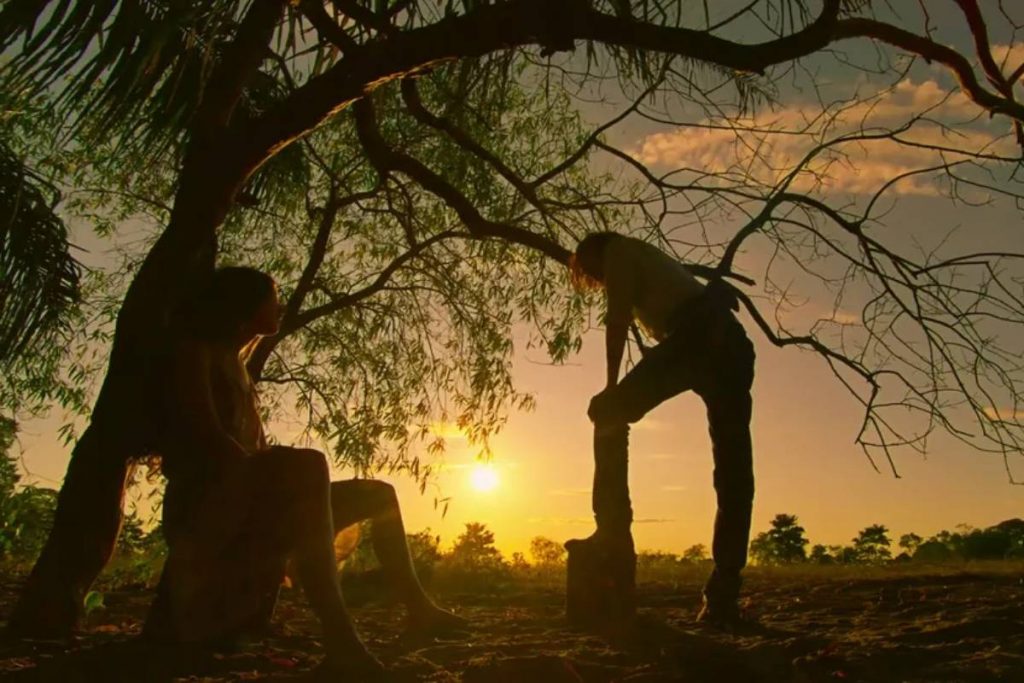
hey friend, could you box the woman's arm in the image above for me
[171,340,250,467]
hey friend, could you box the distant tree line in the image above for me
[3,421,1022,581]
[750,513,1024,566]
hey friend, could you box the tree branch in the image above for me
[247,182,381,379]
[352,96,572,263]
[290,229,468,329]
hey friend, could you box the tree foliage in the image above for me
[529,536,566,566]
[448,522,504,570]
[2,1,1024,482]
[0,419,60,563]
[6,13,1024,630]
[750,513,810,565]
[852,524,892,563]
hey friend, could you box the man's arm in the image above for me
[605,321,629,388]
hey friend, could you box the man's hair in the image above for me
[569,231,622,291]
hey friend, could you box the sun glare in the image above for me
[469,464,500,493]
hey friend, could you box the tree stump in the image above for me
[565,534,636,626]
[565,424,636,626]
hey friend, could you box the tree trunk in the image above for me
[7,418,132,636]
[8,171,233,635]
[565,534,636,627]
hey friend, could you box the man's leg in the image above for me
[588,333,696,427]
[590,424,633,536]
[587,336,696,537]
[329,480,466,632]
[698,384,754,621]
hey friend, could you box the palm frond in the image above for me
[0,140,80,366]
[0,1,243,154]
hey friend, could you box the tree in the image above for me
[509,552,530,571]
[682,544,708,563]
[809,544,833,564]
[406,529,443,574]
[530,536,567,567]
[898,533,923,555]
[749,514,809,565]
[0,122,83,418]
[831,545,860,565]
[0,419,61,563]
[5,0,1024,635]
[913,539,953,563]
[853,524,892,563]
[448,522,504,570]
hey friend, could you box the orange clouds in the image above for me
[631,79,1016,196]
[990,43,1024,74]
[983,406,1024,422]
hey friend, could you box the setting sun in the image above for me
[468,464,500,493]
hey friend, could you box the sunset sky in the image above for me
[12,2,1024,559]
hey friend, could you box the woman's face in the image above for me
[249,284,283,337]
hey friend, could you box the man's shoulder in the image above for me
[606,236,672,267]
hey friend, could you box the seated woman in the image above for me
[146,266,464,677]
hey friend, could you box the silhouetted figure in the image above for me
[147,267,464,678]
[569,233,755,628]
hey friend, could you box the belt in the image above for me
[665,287,732,338]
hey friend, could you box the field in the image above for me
[0,562,1022,681]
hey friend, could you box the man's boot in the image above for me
[696,568,759,633]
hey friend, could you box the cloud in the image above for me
[527,516,592,525]
[816,308,860,325]
[632,418,669,432]
[643,452,676,461]
[526,516,674,525]
[983,406,1024,422]
[991,44,1024,73]
[631,79,1015,197]
[548,487,592,497]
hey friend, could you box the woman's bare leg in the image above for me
[248,448,383,674]
[331,479,466,632]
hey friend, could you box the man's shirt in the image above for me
[603,236,705,341]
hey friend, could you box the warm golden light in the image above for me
[469,464,500,493]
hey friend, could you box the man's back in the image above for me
[602,237,704,340]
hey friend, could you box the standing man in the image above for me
[569,232,756,627]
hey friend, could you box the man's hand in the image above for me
[589,389,630,438]
[588,388,616,424]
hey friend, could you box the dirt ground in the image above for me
[0,566,1022,682]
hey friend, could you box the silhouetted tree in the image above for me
[750,514,809,565]
[529,536,566,567]
[0,419,60,563]
[448,522,504,569]
[898,533,923,555]
[405,529,443,577]
[509,552,530,571]
[913,540,954,562]
[809,544,833,564]
[682,544,708,563]
[853,525,892,563]
[6,0,1024,635]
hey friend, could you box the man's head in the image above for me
[570,232,622,290]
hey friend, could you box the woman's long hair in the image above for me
[178,266,275,349]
